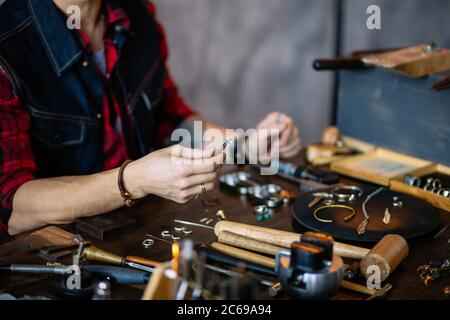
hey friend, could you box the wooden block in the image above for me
[362,44,450,78]
[330,148,431,186]
[75,212,137,240]
[390,164,450,212]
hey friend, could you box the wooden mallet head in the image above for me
[359,234,409,282]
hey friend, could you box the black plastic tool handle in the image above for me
[83,265,150,285]
[313,58,366,70]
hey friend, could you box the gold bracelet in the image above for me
[313,204,356,223]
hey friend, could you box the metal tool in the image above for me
[433,224,449,239]
[145,233,172,244]
[194,244,277,277]
[0,264,151,285]
[175,240,194,300]
[174,219,214,230]
[273,160,340,185]
[275,233,344,299]
[83,246,157,273]
[192,252,206,300]
[366,283,393,300]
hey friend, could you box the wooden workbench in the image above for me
[0,154,449,300]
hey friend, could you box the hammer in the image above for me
[214,221,409,281]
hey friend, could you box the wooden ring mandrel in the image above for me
[214,221,409,281]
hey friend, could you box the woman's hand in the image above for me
[246,112,301,162]
[126,145,224,204]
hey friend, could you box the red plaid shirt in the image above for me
[0,1,194,237]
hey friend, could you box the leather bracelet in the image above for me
[118,160,136,207]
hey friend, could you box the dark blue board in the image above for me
[337,68,450,166]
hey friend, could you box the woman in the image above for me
[0,0,301,237]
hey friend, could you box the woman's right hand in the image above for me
[125,145,224,204]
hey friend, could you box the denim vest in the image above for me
[0,0,165,177]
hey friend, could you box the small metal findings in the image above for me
[265,184,282,194]
[383,208,391,225]
[357,219,369,235]
[216,210,227,220]
[205,218,214,225]
[174,226,193,235]
[171,235,181,241]
[200,218,208,223]
[161,231,171,238]
[392,196,399,202]
[142,239,155,248]
[268,282,282,297]
[280,190,296,204]
[266,196,282,208]
[254,205,269,215]
[182,228,193,235]
[393,201,403,208]
[324,199,335,206]
[404,175,421,187]
[432,179,442,189]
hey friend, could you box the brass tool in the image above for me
[83,246,159,273]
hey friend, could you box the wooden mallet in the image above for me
[214,221,409,281]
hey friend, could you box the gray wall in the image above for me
[153,0,450,145]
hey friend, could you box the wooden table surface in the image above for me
[1,154,449,300]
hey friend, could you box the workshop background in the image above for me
[153,0,450,145]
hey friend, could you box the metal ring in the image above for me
[266,196,282,208]
[254,205,269,215]
[432,179,442,189]
[174,226,185,232]
[331,186,363,202]
[171,235,181,241]
[200,183,207,194]
[182,228,193,235]
[313,204,356,223]
[142,239,155,248]
[404,175,421,187]
[161,231,171,238]
[393,201,403,208]
[265,184,282,194]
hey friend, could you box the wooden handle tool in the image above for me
[218,231,284,256]
[211,242,382,297]
[214,221,369,259]
[214,221,409,281]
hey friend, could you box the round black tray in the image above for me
[292,186,440,242]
